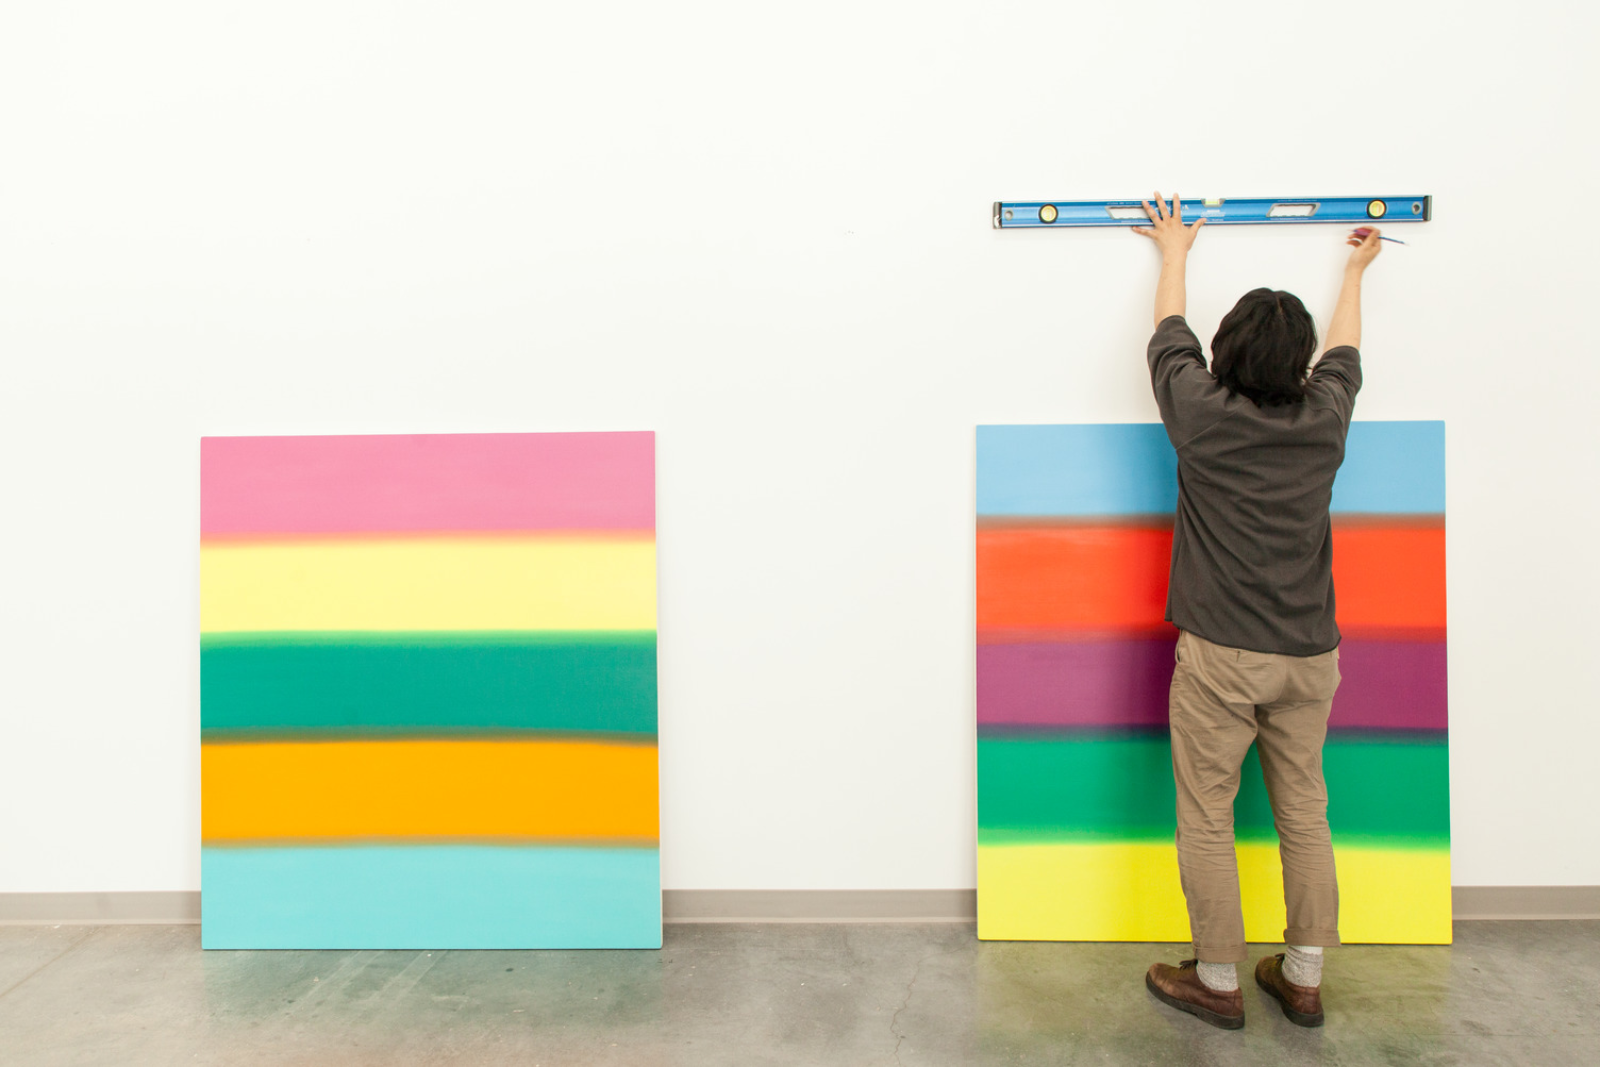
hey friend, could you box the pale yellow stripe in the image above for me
[201,536,656,632]
[977,841,1451,944]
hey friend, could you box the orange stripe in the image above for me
[202,739,657,844]
[977,523,1445,633]
[1332,524,1447,631]
[977,525,1173,632]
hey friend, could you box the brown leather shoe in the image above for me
[1145,960,1245,1030]
[1254,954,1325,1027]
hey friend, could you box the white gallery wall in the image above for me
[2,1,1596,894]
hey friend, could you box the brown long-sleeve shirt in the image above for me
[1147,315,1361,656]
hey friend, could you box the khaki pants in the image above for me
[1169,629,1343,963]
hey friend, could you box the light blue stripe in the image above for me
[202,845,660,949]
[977,421,1443,516]
[977,424,1177,516]
[1333,422,1445,514]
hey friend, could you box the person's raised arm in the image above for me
[1325,228,1382,351]
[1132,192,1206,328]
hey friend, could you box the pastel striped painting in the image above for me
[975,422,1449,944]
[200,432,660,949]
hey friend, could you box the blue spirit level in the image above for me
[992,196,1432,229]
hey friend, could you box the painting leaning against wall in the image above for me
[200,431,660,949]
[975,421,1448,944]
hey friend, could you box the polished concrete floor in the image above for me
[0,921,1595,1066]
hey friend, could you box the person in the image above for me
[1130,193,1383,1030]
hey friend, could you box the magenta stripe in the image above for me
[977,639,1446,732]
[202,432,654,536]
[978,638,1175,729]
[1332,640,1448,731]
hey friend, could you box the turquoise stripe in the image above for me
[977,421,1444,517]
[201,845,660,949]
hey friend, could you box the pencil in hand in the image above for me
[1350,226,1405,245]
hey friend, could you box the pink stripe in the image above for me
[202,432,654,536]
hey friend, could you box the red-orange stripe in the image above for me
[977,523,1445,633]
[977,525,1172,632]
[1332,524,1447,631]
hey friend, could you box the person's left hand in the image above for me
[1132,192,1205,256]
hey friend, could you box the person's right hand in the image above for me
[1346,227,1382,271]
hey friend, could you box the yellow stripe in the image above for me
[977,841,1451,944]
[1336,845,1454,944]
[200,536,656,633]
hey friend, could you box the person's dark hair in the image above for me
[1210,288,1318,406]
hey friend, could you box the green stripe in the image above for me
[202,632,656,736]
[977,734,1448,844]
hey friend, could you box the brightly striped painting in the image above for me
[975,422,1449,944]
[200,432,660,949]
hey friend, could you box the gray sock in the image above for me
[1196,960,1239,992]
[1282,945,1323,987]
